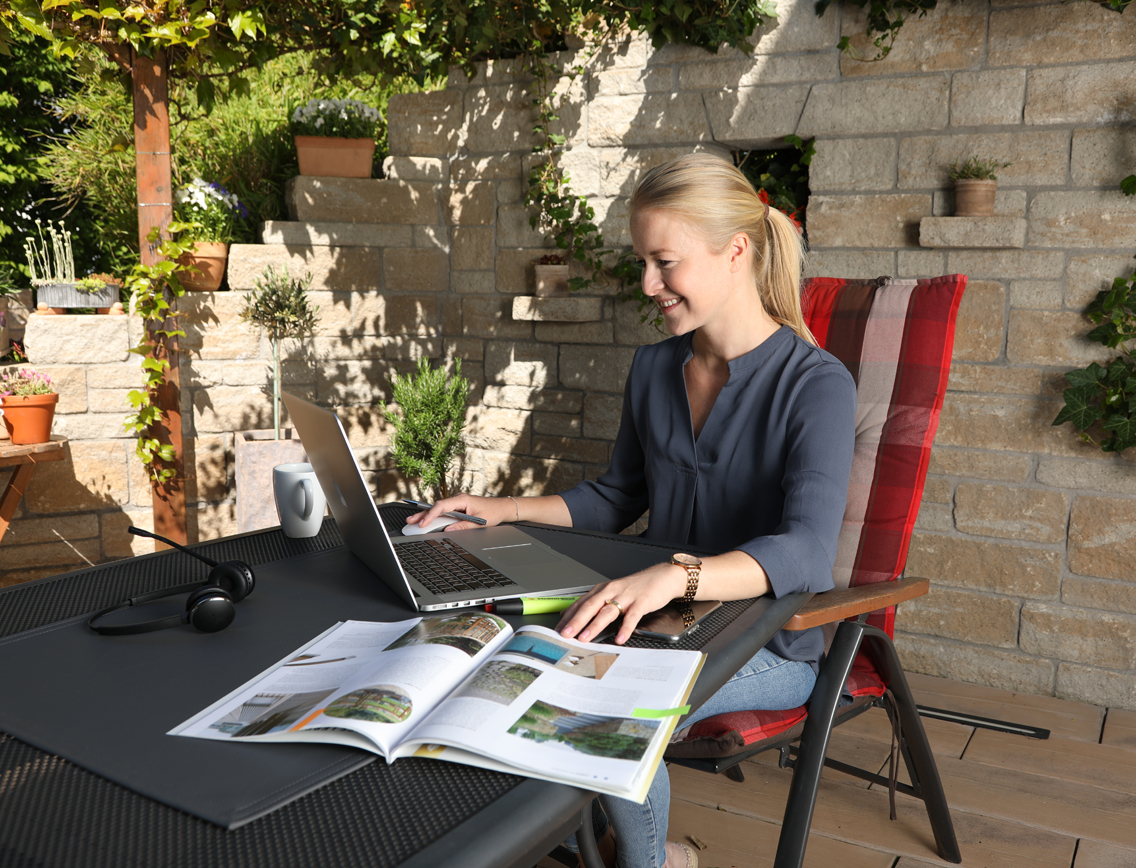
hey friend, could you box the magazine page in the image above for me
[392,625,704,801]
[171,613,514,756]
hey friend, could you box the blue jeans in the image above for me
[565,646,816,868]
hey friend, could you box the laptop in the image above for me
[282,392,608,612]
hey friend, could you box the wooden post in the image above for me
[133,48,187,545]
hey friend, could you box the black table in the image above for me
[0,511,807,868]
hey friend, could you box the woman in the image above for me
[409,153,856,868]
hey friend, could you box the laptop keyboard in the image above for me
[397,538,518,597]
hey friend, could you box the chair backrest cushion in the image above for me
[801,275,966,638]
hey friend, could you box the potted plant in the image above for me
[173,178,248,291]
[948,157,1011,218]
[387,357,470,499]
[234,264,320,532]
[23,220,118,310]
[0,367,58,445]
[291,97,380,179]
[534,253,570,297]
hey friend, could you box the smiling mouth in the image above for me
[657,298,681,311]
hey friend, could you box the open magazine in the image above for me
[171,612,705,802]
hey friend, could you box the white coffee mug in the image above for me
[273,463,327,538]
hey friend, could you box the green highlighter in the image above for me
[486,596,581,615]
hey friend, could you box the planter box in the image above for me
[534,263,570,297]
[36,282,119,309]
[234,428,307,533]
[294,136,376,179]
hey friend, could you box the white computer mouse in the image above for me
[401,514,455,535]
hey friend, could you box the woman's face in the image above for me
[630,208,748,337]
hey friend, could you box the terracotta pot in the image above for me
[178,242,229,292]
[36,282,119,309]
[234,428,307,533]
[534,263,570,297]
[294,136,376,178]
[1,392,59,445]
[954,179,997,217]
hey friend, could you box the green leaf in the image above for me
[1053,386,1102,430]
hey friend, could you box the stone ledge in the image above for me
[511,296,604,322]
[260,221,413,248]
[920,216,1027,249]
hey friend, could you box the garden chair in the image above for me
[662,274,968,868]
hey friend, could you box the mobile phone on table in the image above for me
[632,600,723,642]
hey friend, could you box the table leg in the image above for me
[0,463,35,543]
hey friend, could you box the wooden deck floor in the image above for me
[540,673,1136,868]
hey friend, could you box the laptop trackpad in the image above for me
[478,544,559,568]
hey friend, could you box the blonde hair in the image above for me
[630,153,815,345]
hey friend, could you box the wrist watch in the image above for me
[671,553,702,602]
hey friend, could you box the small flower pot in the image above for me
[0,392,59,445]
[954,179,997,217]
[178,242,229,292]
[36,282,119,309]
[534,264,570,297]
[294,136,376,178]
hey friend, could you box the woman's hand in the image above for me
[405,493,515,532]
[556,562,687,645]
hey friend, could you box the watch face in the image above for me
[672,553,702,567]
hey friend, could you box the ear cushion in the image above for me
[207,561,255,602]
[185,586,235,633]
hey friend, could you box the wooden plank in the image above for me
[963,727,1136,795]
[786,578,929,630]
[836,705,973,759]
[905,672,1103,743]
[1102,708,1136,752]
[0,436,67,467]
[668,799,895,868]
[747,728,888,788]
[1073,839,1136,868]
[670,759,1075,868]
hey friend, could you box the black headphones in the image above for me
[87,527,256,636]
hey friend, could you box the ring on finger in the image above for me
[604,599,624,615]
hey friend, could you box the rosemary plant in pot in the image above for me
[0,368,58,445]
[235,265,320,532]
[387,357,470,500]
[24,221,118,310]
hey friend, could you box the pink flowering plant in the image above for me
[0,368,55,397]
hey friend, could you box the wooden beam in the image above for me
[783,577,930,631]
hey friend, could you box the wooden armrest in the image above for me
[783,577,930,631]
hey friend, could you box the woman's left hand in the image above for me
[556,562,686,645]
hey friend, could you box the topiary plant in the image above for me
[387,357,470,500]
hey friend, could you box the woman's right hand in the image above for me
[405,493,517,532]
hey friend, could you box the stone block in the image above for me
[954,482,1068,543]
[535,322,615,344]
[381,337,442,361]
[497,179,524,204]
[950,69,1026,126]
[558,147,603,199]
[919,217,1026,249]
[679,52,837,91]
[451,227,496,272]
[1063,577,1136,618]
[840,0,984,76]
[317,360,390,406]
[1025,61,1136,126]
[463,297,533,340]
[593,33,650,70]
[337,405,392,449]
[1037,458,1136,495]
[559,345,637,392]
[49,413,134,442]
[450,154,523,182]
[386,90,465,157]
[914,502,954,532]
[947,363,1041,396]
[805,249,896,279]
[482,385,581,414]
[189,433,230,502]
[0,538,103,571]
[596,196,633,247]
[532,411,581,438]
[180,316,262,361]
[87,387,134,415]
[1009,280,1063,310]
[895,585,1020,648]
[590,66,674,98]
[464,83,538,154]
[479,452,584,496]
[588,93,710,148]
[0,512,99,546]
[1067,254,1136,311]
[898,131,1069,189]
[1055,663,1136,712]
[452,271,498,294]
[532,435,611,465]
[465,406,531,453]
[893,633,1056,695]
[928,448,1032,482]
[946,249,1064,280]
[285,177,439,226]
[808,194,931,248]
[495,249,547,295]
[704,86,810,147]
[512,296,604,322]
[798,77,949,137]
[24,440,131,512]
[1022,602,1136,669]
[24,314,131,365]
[86,360,145,390]
[33,365,86,414]
[495,203,550,249]
[936,391,1106,458]
[583,392,624,441]
[1071,127,1136,188]
[1029,191,1136,249]
[484,341,557,388]
[599,146,720,198]
[381,156,447,182]
[1069,495,1136,581]
[990,3,1136,67]
[1008,310,1115,367]
[905,532,1062,598]
[382,248,449,293]
[614,297,667,346]
[190,500,238,542]
[357,293,441,336]
[259,221,413,248]
[951,280,1006,363]
[809,138,896,192]
[922,477,953,504]
[414,224,452,251]
[446,181,497,227]
[227,243,384,293]
[101,509,156,558]
[897,249,947,278]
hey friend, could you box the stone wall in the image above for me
[4,0,1136,709]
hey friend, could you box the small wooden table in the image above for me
[0,435,68,543]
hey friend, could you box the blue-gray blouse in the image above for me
[560,326,856,670]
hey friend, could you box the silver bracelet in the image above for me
[507,495,520,522]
